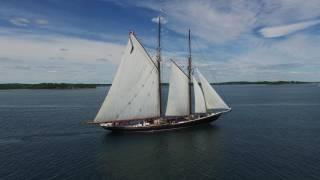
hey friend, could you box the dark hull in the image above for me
[101,113,222,132]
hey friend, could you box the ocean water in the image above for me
[0,84,320,180]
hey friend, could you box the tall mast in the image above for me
[188,29,192,115]
[157,16,162,117]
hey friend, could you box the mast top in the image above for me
[129,31,135,36]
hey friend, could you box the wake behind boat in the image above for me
[88,17,231,132]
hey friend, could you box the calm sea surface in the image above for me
[0,84,320,180]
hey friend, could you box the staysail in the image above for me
[197,70,230,111]
[192,76,206,113]
[94,33,160,122]
[165,62,190,116]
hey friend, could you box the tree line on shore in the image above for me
[0,81,315,89]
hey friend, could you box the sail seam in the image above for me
[198,81,208,112]
[114,67,158,119]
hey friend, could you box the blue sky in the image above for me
[0,0,319,83]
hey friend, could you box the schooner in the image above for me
[90,17,231,132]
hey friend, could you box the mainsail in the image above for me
[197,70,230,111]
[94,33,160,122]
[165,62,190,116]
[192,76,206,113]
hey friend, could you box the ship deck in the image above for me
[99,111,229,132]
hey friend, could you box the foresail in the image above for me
[197,70,230,111]
[165,62,189,116]
[192,76,206,113]
[94,33,159,122]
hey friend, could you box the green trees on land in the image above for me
[0,83,96,89]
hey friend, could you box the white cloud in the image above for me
[35,19,49,25]
[257,0,320,25]
[9,17,30,26]
[116,0,320,43]
[0,34,126,83]
[151,16,167,24]
[146,0,257,43]
[0,34,125,64]
[1,0,320,82]
[122,0,320,81]
[197,34,320,82]
[8,17,49,27]
[259,19,320,38]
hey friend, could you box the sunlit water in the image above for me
[0,84,320,180]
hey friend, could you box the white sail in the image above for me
[192,76,206,113]
[165,63,189,116]
[94,33,159,122]
[197,70,230,111]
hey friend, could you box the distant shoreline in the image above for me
[0,81,317,90]
[212,81,315,85]
[0,83,97,90]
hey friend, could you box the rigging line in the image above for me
[132,34,159,71]
[193,37,219,84]
[170,59,189,78]
[157,15,163,118]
